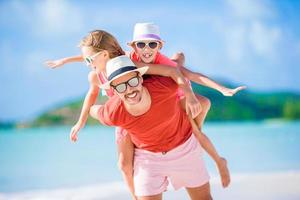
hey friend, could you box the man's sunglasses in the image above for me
[84,51,103,66]
[111,76,140,93]
[135,41,159,49]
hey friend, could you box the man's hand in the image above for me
[220,86,246,96]
[185,93,202,119]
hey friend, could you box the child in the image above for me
[126,23,244,189]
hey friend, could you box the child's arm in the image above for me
[45,55,84,69]
[70,71,100,142]
[180,66,246,96]
[134,61,201,119]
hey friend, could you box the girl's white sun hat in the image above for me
[127,22,165,45]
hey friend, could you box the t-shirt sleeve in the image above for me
[97,97,121,126]
[97,105,113,126]
[155,53,177,67]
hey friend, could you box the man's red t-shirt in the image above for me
[97,76,192,152]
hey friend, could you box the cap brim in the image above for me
[100,66,149,89]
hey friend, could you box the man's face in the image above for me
[111,72,144,105]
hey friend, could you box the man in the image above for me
[90,55,212,200]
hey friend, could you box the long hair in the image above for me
[79,30,125,58]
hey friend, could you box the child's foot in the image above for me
[217,157,231,188]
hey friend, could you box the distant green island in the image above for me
[3,81,300,129]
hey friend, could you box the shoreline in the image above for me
[2,119,300,131]
[1,171,300,200]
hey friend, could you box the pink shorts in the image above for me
[133,134,210,197]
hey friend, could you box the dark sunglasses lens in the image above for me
[149,42,158,49]
[128,77,139,87]
[85,57,92,64]
[136,42,146,49]
[115,83,127,93]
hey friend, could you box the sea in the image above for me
[0,121,299,199]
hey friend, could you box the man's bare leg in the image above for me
[186,183,212,200]
[137,193,162,200]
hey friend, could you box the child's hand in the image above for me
[185,93,202,119]
[70,123,82,142]
[45,59,65,68]
[221,86,246,96]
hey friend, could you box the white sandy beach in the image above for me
[1,171,299,200]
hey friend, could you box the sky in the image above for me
[0,0,300,122]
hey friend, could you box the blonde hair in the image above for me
[79,30,125,58]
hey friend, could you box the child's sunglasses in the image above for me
[135,41,159,49]
[84,51,103,66]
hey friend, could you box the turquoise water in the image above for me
[0,121,299,193]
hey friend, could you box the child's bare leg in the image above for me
[179,94,210,130]
[171,52,210,130]
[90,106,137,199]
[117,133,137,200]
[90,105,101,120]
[196,133,230,188]
[193,94,211,130]
[180,98,231,188]
[171,52,230,188]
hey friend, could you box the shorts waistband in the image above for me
[134,133,199,157]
